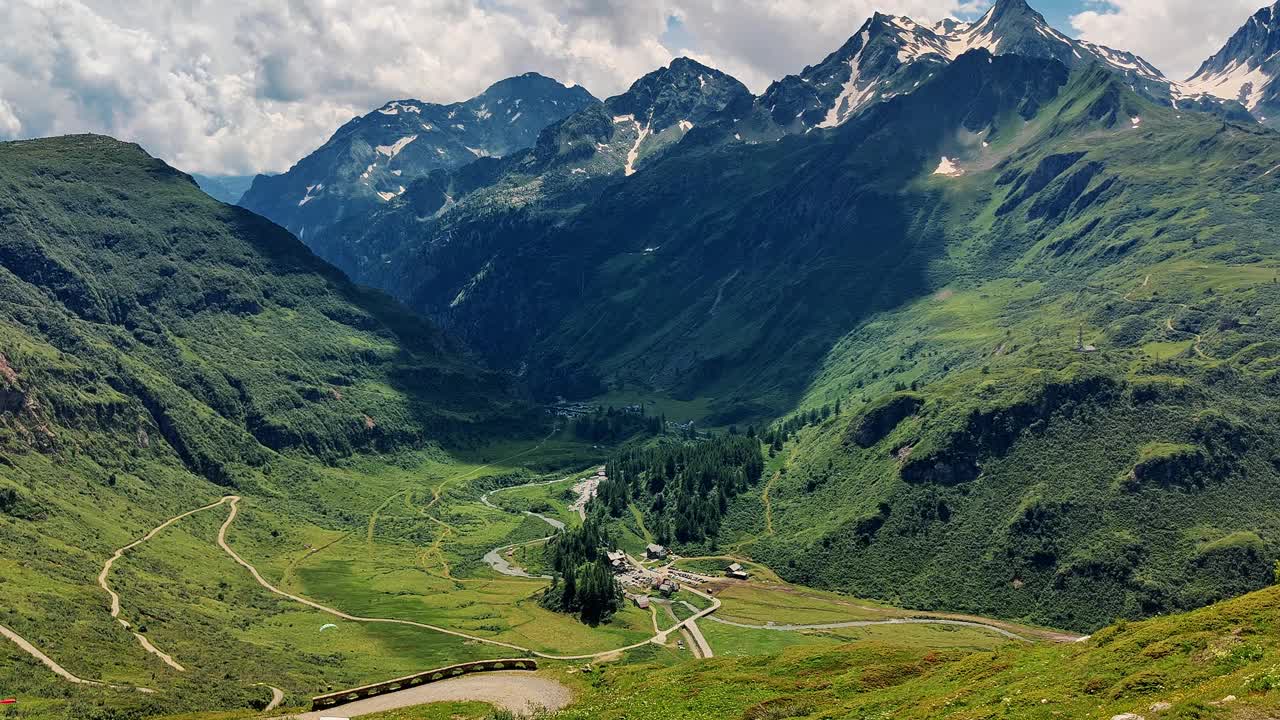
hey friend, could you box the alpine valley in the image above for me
[9,1,1280,720]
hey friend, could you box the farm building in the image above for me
[653,577,679,597]
[607,550,627,572]
[645,543,668,560]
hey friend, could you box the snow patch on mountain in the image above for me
[625,119,652,177]
[378,101,422,116]
[818,30,873,129]
[933,157,964,177]
[298,183,323,206]
[939,14,1001,59]
[376,135,418,158]
[1181,62,1274,110]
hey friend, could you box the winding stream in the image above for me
[479,470,600,578]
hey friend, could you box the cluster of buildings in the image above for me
[608,539,750,610]
[546,401,648,419]
[547,401,597,419]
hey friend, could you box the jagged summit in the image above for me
[238,72,596,240]
[985,0,1036,21]
[1192,2,1280,81]
[1182,1,1280,122]
[606,57,751,133]
[753,0,1168,134]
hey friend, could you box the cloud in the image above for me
[0,100,21,138]
[669,0,989,90]
[1070,0,1262,81]
[0,0,983,175]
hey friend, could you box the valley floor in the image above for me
[3,432,1075,720]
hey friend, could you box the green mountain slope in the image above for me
[562,581,1280,719]
[312,51,1072,413]
[0,135,528,714]
[0,135,521,462]
[713,64,1280,630]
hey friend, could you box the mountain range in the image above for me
[238,73,597,241]
[10,2,1280,717]
[237,0,1279,245]
[1184,1,1280,126]
[277,0,1259,402]
[222,0,1280,631]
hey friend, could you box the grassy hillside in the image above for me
[702,64,1280,632]
[561,581,1280,720]
[0,135,534,717]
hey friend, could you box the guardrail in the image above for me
[311,658,539,711]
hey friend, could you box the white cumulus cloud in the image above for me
[0,99,21,138]
[1,0,987,175]
[1070,0,1263,81]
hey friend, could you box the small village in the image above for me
[605,540,750,610]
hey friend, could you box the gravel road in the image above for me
[284,672,572,719]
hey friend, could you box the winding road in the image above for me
[97,496,237,673]
[215,487,721,661]
[699,612,1031,642]
[216,496,531,655]
[284,672,572,720]
[260,684,285,712]
[0,623,154,693]
[11,454,1079,712]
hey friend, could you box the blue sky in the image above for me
[1033,0,1088,33]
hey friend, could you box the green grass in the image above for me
[587,391,715,426]
[713,584,892,626]
[560,583,1280,720]
[699,619,1012,658]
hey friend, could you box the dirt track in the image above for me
[97,496,236,672]
[283,672,572,719]
[0,623,153,693]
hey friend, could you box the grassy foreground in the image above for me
[559,582,1280,720]
[160,582,1280,720]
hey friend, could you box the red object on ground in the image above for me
[0,698,16,704]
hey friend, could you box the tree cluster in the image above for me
[539,517,624,625]
[763,401,838,452]
[570,406,663,444]
[597,435,764,545]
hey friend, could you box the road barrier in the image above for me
[310,658,539,711]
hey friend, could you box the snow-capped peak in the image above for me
[777,0,1169,132]
[1180,2,1280,113]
